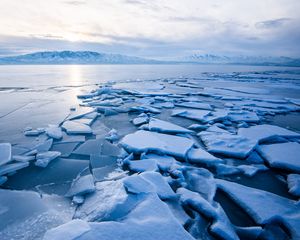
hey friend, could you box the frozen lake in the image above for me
[1,64,300,239]
[1,64,300,144]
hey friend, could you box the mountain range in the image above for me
[0,51,161,64]
[0,51,299,66]
[181,54,300,66]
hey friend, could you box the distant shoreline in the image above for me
[0,63,299,67]
[1,51,299,67]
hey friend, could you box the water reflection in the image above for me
[69,65,83,86]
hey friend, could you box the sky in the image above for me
[0,0,299,59]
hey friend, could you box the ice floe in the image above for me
[141,154,176,172]
[132,113,149,126]
[177,187,239,240]
[123,172,176,200]
[52,193,194,240]
[0,162,29,176]
[227,110,260,123]
[62,121,92,134]
[43,219,91,240]
[74,179,127,221]
[121,130,194,158]
[46,125,63,139]
[187,147,223,165]
[67,107,95,120]
[51,142,79,158]
[199,131,257,158]
[0,176,7,185]
[0,143,11,166]
[258,142,300,172]
[216,179,300,239]
[0,189,75,240]
[175,102,213,110]
[127,159,159,172]
[172,109,211,122]
[238,124,300,143]
[65,174,95,198]
[287,174,300,197]
[141,118,193,134]
[35,151,61,168]
[73,139,120,157]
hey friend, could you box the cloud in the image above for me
[63,0,86,5]
[255,18,292,29]
[0,0,299,58]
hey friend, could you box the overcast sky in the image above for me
[0,0,299,58]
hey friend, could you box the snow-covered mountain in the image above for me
[181,54,300,66]
[0,51,161,64]
[0,51,299,66]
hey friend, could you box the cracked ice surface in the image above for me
[1,66,300,240]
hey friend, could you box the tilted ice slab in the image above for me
[74,179,127,221]
[227,111,260,123]
[46,125,63,139]
[62,121,92,134]
[172,109,211,122]
[287,174,300,197]
[204,109,230,122]
[198,131,257,158]
[47,193,194,240]
[43,219,91,240]
[152,101,175,109]
[0,162,29,176]
[173,109,229,123]
[187,148,223,166]
[121,130,194,158]
[216,179,300,239]
[141,118,193,134]
[123,172,177,200]
[87,98,123,107]
[177,187,239,240]
[67,107,95,120]
[130,105,161,114]
[286,98,300,106]
[258,142,300,173]
[0,176,7,185]
[175,102,213,110]
[32,139,53,153]
[65,174,96,198]
[0,143,11,166]
[217,86,270,95]
[74,139,121,157]
[141,154,176,172]
[35,151,61,168]
[182,167,216,203]
[132,113,149,126]
[127,159,159,172]
[0,189,74,240]
[51,142,79,158]
[238,124,300,143]
[236,100,300,111]
[215,163,267,177]
[74,118,95,126]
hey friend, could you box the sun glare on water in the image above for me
[69,65,83,85]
